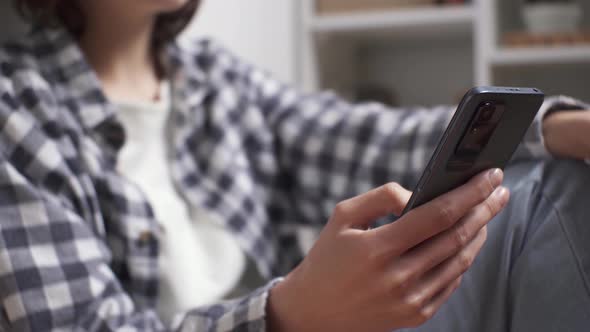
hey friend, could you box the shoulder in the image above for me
[0,32,58,118]
[0,28,65,103]
[176,37,251,76]
[173,37,285,100]
[0,31,51,89]
[0,33,66,156]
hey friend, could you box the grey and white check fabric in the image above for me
[0,26,585,331]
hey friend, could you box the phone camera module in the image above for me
[453,101,506,158]
[478,103,495,123]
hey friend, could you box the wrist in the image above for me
[543,111,582,158]
[266,276,301,332]
[542,112,562,157]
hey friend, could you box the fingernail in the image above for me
[493,186,509,205]
[488,168,504,188]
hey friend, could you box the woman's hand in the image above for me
[268,169,509,332]
[543,110,590,160]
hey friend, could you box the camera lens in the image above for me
[454,102,505,160]
[478,103,495,122]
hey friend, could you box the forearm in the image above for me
[272,92,456,196]
[512,95,590,162]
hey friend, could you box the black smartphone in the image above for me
[402,86,545,215]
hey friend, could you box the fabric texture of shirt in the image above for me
[0,26,586,331]
[114,82,247,325]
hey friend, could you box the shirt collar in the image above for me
[33,26,114,131]
[32,25,200,132]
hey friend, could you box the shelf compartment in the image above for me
[493,63,590,102]
[491,46,590,66]
[310,5,474,35]
[316,0,437,15]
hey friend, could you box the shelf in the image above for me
[300,0,590,104]
[491,46,590,66]
[310,5,474,36]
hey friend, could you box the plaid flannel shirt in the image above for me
[0,26,586,331]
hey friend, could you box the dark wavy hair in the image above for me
[13,0,201,77]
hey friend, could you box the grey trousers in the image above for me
[403,160,590,332]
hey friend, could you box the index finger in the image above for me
[371,168,503,256]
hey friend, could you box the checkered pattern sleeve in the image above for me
[246,68,588,205]
[0,63,282,331]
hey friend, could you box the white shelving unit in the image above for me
[298,0,590,106]
[491,46,590,66]
[310,5,474,34]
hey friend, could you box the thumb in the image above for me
[331,182,412,229]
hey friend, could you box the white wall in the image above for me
[183,0,299,85]
[0,0,300,85]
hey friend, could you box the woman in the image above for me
[0,0,588,331]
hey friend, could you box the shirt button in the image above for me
[137,230,155,247]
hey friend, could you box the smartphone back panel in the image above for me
[403,86,544,214]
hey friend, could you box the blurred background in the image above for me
[195,0,590,108]
[1,0,589,108]
[294,0,590,107]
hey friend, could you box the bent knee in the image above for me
[538,159,590,207]
[505,159,590,204]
